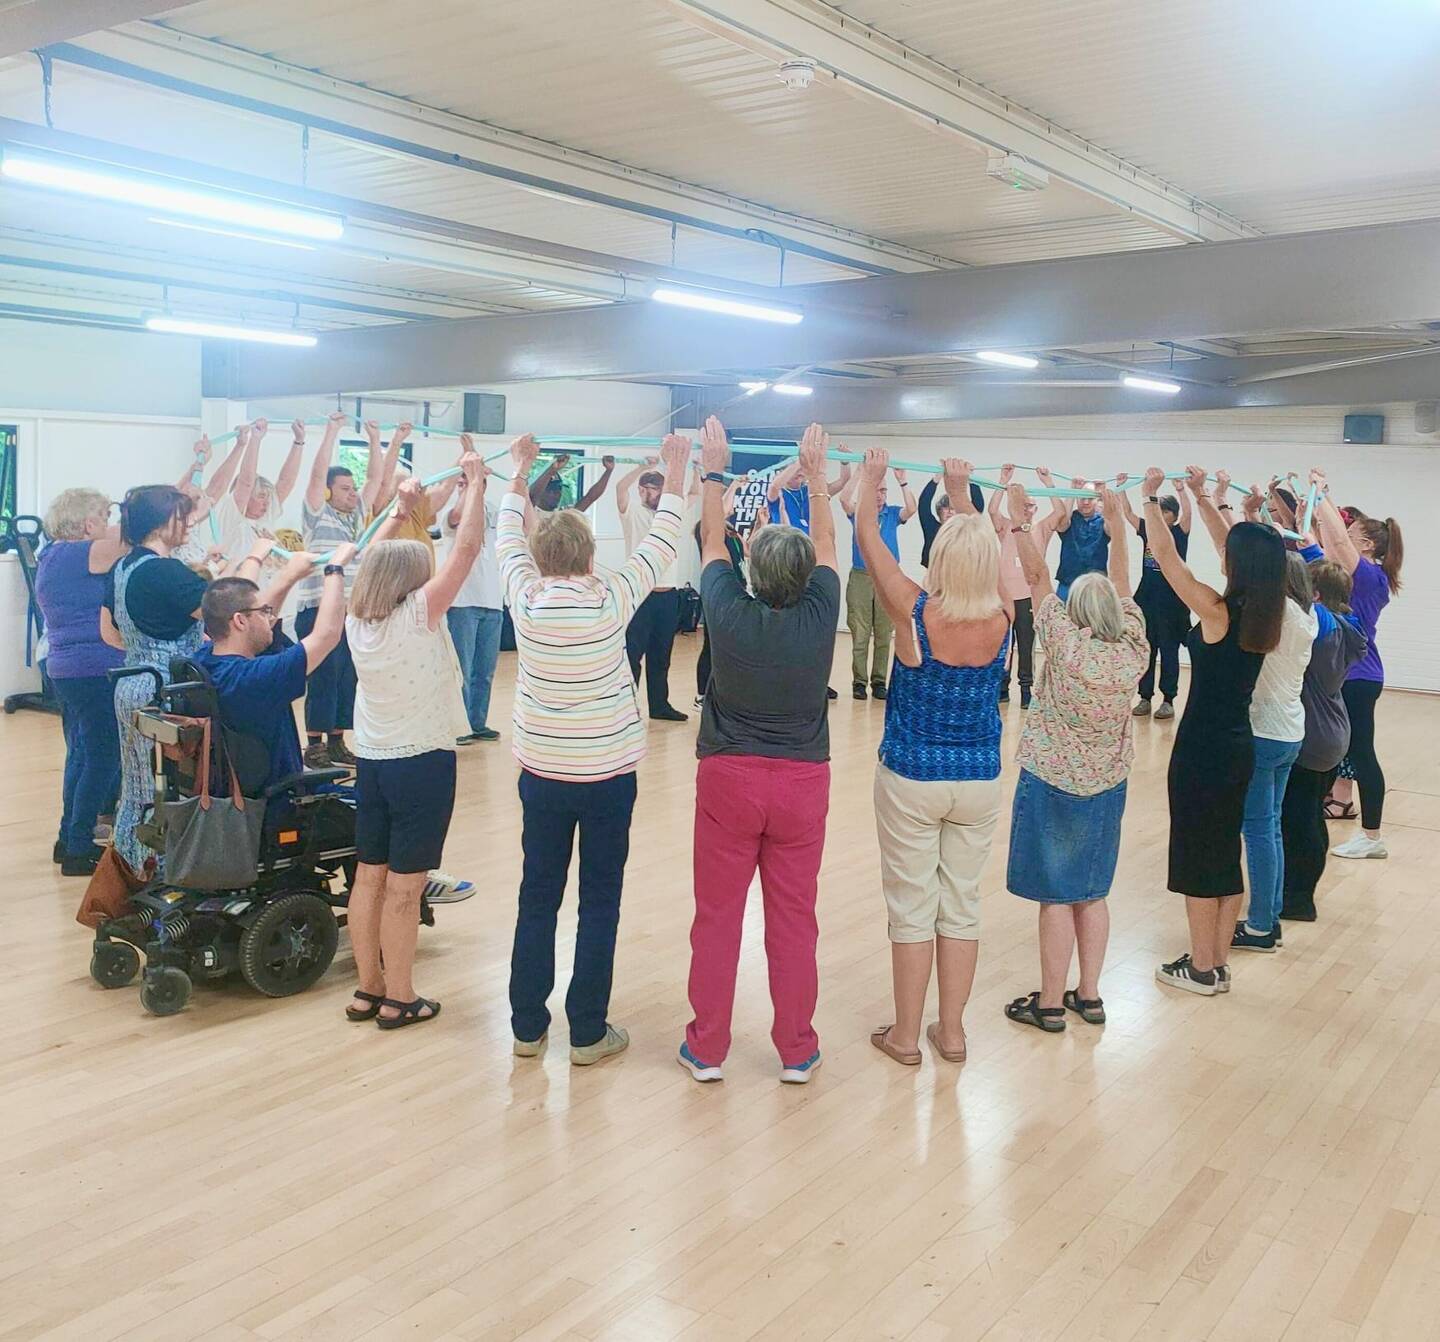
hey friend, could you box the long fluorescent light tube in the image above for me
[1121,374,1182,395]
[739,381,769,393]
[148,217,316,251]
[772,383,813,396]
[974,349,1039,369]
[1,151,344,241]
[651,286,803,325]
[145,316,318,347]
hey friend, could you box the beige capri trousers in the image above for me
[873,763,1001,942]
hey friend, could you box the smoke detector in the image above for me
[777,59,817,91]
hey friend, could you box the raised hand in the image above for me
[999,463,1015,486]
[363,419,381,447]
[1006,478,1030,513]
[798,422,828,482]
[1243,484,1265,520]
[195,434,213,464]
[860,447,889,485]
[330,542,357,568]
[601,455,616,470]
[251,417,268,439]
[392,421,413,445]
[459,451,485,488]
[700,415,730,475]
[1183,464,1208,497]
[394,477,424,517]
[1069,475,1087,491]
[892,467,909,486]
[1035,465,1054,486]
[291,418,306,445]
[510,432,540,477]
[1144,467,1167,496]
[659,433,692,481]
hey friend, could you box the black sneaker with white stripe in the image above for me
[1156,953,1218,996]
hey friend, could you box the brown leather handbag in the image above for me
[75,845,147,929]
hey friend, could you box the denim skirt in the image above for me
[1006,768,1127,904]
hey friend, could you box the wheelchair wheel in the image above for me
[91,941,141,989]
[238,893,339,998]
[140,966,191,1016]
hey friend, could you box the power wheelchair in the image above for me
[91,657,443,1016]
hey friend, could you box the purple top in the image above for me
[1346,556,1389,684]
[35,541,123,680]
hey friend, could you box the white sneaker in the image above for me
[677,1043,723,1082]
[693,694,705,710]
[422,871,476,903]
[779,1051,822,1084]
[1331,835,1388,860]
[571,1024,629,1066]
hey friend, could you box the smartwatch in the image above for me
[323,564,346,578]
[703,472,727,486]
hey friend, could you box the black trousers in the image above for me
[1282,764,1338,916]
[509,769,637,1048]
[626,588,680,715]
[1002,597,1034,692]
[1341,679,1385,830]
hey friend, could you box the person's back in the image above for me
[196,641,308,792]
[37,541,124,679]
[1250,599,1317,744]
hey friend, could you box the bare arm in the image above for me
[698,417,732,570]
[797,423,837,572]
[1182,466,1231,559]
[825,462,851,496]
[229,420,264,516]
[1177,482,1193,535]
[613,460,650,515]
[304,412,347,513]
[943,459,979,516]
[895,469,918,523]
[1097,483,1132,600]
[1035,467,1067,532]
[1309,470,1361,573]
[1142,468,1228,635]
[371,477,424,547]
[575,456,615,512]
[855,449,922,628]
[366,421,410,516]
[1006,482,1053,604]
[205,424,254,504]
[422,441,488,626]
[100,605,125,650]
[270,420,306,508]
[837,466,862,517]
[767,459,803,503]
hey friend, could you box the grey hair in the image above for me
[748,524,816,608]
[1065,572,1126,643]
[1285,551,1314,612]
[44,487,109,541]
[349,540,431,621]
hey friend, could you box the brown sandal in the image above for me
[870,1024,922,1066]
[925,1021,967,1063]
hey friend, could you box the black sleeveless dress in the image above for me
[1167,604,1264,897]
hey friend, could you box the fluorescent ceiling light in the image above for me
[651,285,803,325]
[1,150,344,241]
[1121,374,1182,395]
[148,217,316,251]
[145,316,318,347]
[772,383,813,396]
[974,349,1039,369]
[739,380,769,394]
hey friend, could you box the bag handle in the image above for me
[195,718,245,813]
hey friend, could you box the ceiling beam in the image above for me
[661,0,1257,244]
[0,2,192,58]
[53,25,954,277]
[210,216,1440,399]
[702,350,1440,426]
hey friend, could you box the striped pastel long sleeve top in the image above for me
[497,490,683,781]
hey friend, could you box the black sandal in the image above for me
[1063,990,1106,1025]
[375,996,441,1030]
[1004,992,1066,1033]
[1323,798,1357,821]
[346,990,385,1022]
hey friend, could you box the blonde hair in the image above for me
[924,513,1002,623]
[1064,572,1125,642]
[349,540,430,621]
[44,487,109,541]
[532,509,596,577]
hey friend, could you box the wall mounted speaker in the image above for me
[1342,413,1385,445]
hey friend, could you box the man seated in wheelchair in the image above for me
[195,543,474,905]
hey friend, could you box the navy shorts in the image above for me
[296,605,355,733]
[354,750,456,874]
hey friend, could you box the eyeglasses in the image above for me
[241,605,276,619]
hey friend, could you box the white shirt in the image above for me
[440,499,502,609]
[348,590,469,758]
[670,498,703,590]
[211,491,286,576]
[620,494,677,588]
[1250,599,1318,743]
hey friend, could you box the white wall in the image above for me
[833,404,1438,692]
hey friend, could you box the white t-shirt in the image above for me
[348,590,469,758]
[620,495,677,588]
[210,490,288,577]
[439,499,502,610]
[1250,599,1318,743]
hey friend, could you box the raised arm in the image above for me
[825,461,851,496]
[895,467,918,523]
[304,411,348,513]
[797,423,837,572]
[1309,468,1361,573]
[422,441,488,626]
[613,436,688,619]
[230,419,264,516]
[1209,469,1235,531]
[699,416,733,571]
[527,453,564,505]
[988,465,1011,532]
[1036,466,1068,534]
[1114,472,1141,533]
[291,543,352,674]
[371,477,424,546]
[575,455,616,512]
[1142,467,1228,634]
[177,434,213,497]
[766,459,803,504]
[613,459,650,515]
[1183,465,1232,558]
[855,448,922,627]
[205,422,256,504]
[271,419,306,508]
[837,464,862,517]
[365,421,410,516]
[1006,481,1053,604]
[256,546,322,617]
[1177,480,1193,534]
[1097,483,1132,599]
[942,458,978,516]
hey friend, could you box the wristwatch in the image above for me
[703,471,726,486]
[323,563,346,577]
[1217,504,1234,513]
[1144,495,1160,505]
[1011,523,1032,533]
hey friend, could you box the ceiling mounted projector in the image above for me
[986,152,1050,192]
[777,59,817,90]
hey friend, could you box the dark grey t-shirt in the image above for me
[696,560,840,762]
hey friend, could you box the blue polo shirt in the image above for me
[195,642,308,793]
[848,505,903,573]
[767,487,811,534]
[1056,511,1110,587]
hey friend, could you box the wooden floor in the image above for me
[5,634,1440,1342]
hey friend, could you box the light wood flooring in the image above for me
[4,635,1440,1341]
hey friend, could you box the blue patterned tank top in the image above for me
[878,592,1009,782]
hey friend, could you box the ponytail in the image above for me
[1355,516,1403,594]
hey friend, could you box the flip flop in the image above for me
[925,1021,967,1063]
[870,1024,922,1066]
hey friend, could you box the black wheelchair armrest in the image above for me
[263,766,350,800]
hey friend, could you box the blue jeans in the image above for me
[509,769,637,1047]
[446,605,503,733]
[53,674,121,860]
[1242,735,1302,933]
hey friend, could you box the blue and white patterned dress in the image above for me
[111,552,206,874]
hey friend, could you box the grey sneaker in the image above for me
[513,1033,548,1057]
[1214,965,1231,994]
[570,1024,629,1066]
[1132,699,1152,717]
[1155,700,1176,720]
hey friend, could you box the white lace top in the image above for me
[348,589,469,758]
